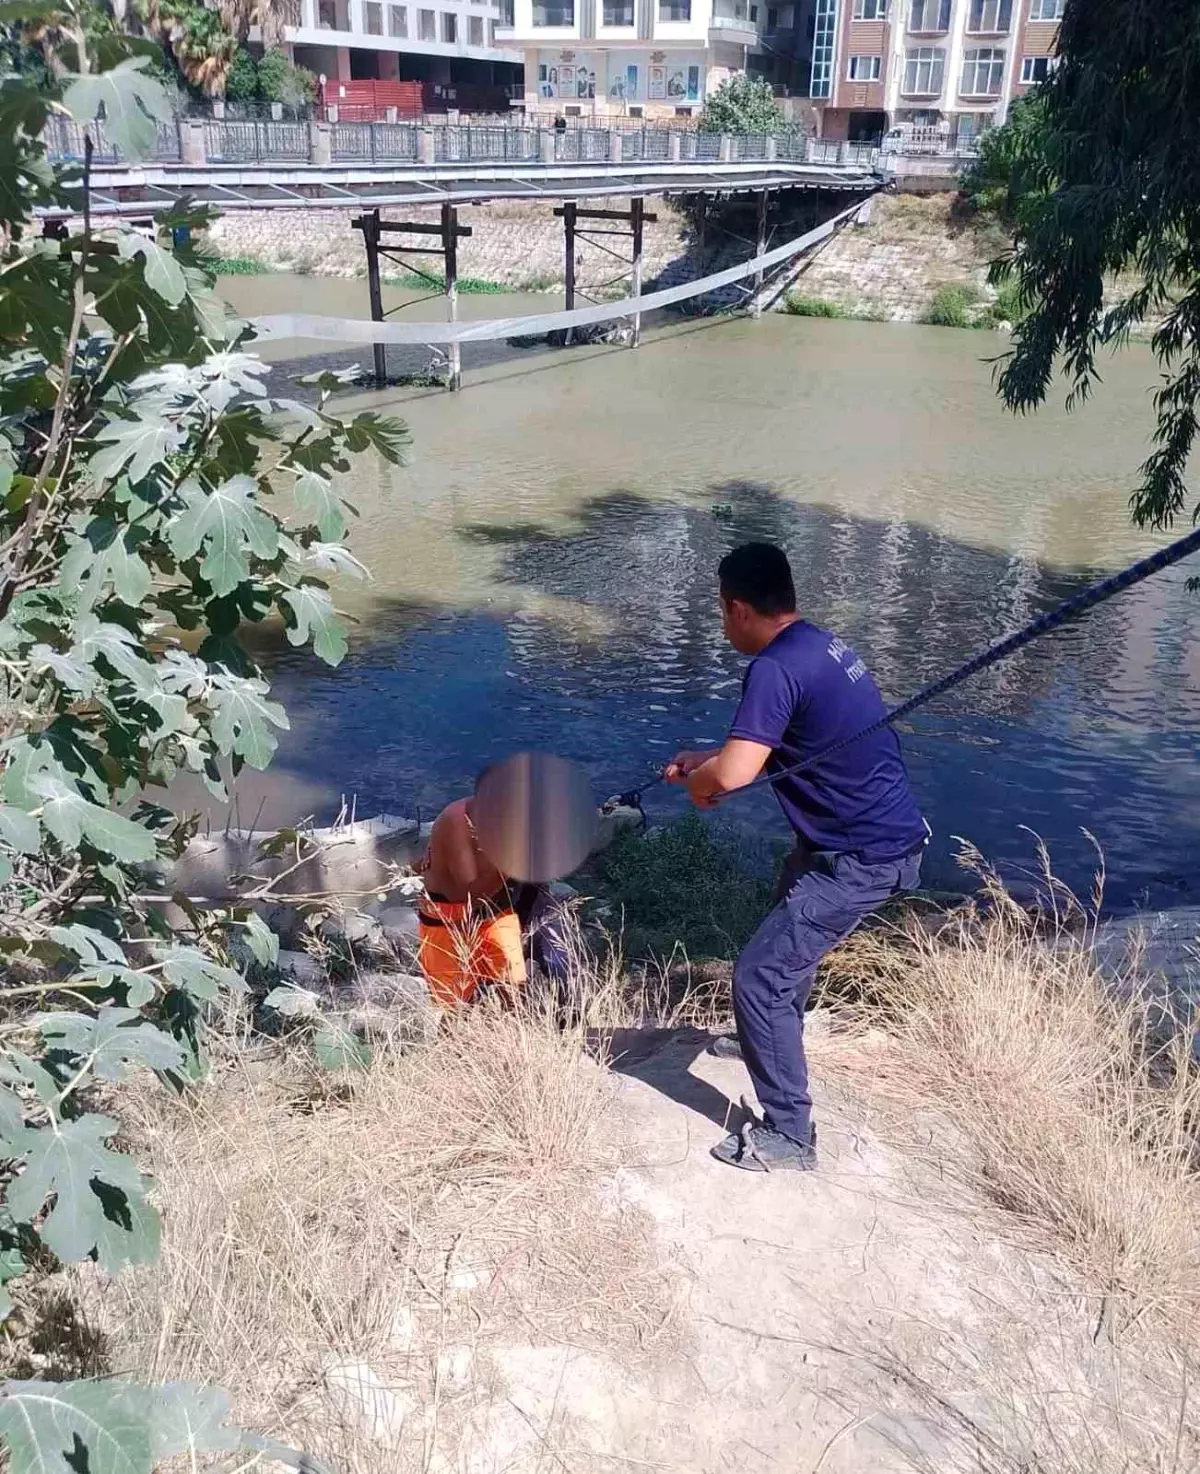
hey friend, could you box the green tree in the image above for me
[0,2,407,1466]
[993,0,1200,530]
[134,0,238,94]
[256,44,316,105]
[224,43,258,100]
[697,72,782,134]
[956,93,1047,224]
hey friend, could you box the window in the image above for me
[847,54,881,80]
[603,0,633,20]
[968,0,1009,29]
[1020,54,1052,83]
[441,9,456,38]
[532,0,574,20]
[749,3,758,18]
[489,16,497,39]
[908,0,950,31]
[387,3,407,32]
[468,13,483,41]
[902,46,944,93]
[418,6,435,37]
[363,0,382,31]
[809,0,836,98]
[658,0,691,18]
[1028,0,1062,18]
[960,46,1005,94]
[852,0,886,15]
[767,5,777,25]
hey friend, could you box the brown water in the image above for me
[222,275,1200,908]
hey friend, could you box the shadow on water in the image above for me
[236,479,1200,913]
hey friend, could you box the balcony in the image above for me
[710,1,757,42]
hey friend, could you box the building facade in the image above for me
[497,0,768,120]
[810,0,1061,140]
[282,0,523,100]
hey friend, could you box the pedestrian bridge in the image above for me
[42,117,884,218]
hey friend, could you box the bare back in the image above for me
[421,797,508,903]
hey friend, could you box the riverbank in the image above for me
[24,828,1198,1472]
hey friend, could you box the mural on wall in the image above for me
[648,65,666,99]
[538,53,598,99]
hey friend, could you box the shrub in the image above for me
[256,47,316,106]
[225,45,258,101]
[698,73,782,134]
[784,294,846,318]
[595,814,778,964]
[986,277,1034,326]
[922,282,981,327]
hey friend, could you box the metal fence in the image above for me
[203,119,311,164]
[42,118,888,171]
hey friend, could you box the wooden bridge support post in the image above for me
[362,208,388,385]
[442,202,461,392]
[751,188,769,319]
[562,200,577,346]
[630,196,644,348]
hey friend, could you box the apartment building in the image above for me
[283,0,523,97]
[810,0,1061,140]
[497,0,768,120]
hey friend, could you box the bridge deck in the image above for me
[55,158,881,219]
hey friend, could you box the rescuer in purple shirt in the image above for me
[666,542,928,1172]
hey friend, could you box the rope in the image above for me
[606,522,1200,810]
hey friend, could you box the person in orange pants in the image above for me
[417,794,528,1008]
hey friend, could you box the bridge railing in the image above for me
[48,118,884,173]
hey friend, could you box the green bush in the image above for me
[256,46,316,106]
[698,73,782,134]
[596,813,779,964]
[922,282,981,328]
[784,293,846,318]
[209,254,272,274]
[986,278,1033,326]
[225,46,258,101]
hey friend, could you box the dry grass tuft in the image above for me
[830,848,1200,1336]
[82,995,675,1473]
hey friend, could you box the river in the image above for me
[219,275,1200,910]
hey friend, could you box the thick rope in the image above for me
[610,522,1200,808]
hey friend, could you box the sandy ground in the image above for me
[451,1019,1176,1474]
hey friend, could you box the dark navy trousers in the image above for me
[732,844,923,1144]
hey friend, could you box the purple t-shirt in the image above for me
[728,620,927,862]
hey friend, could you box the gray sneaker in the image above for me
[707,1033,743,1060]
[711,1112,818,1173]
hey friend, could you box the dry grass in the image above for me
[81,993,676,1474]
[829,849,1200,1340]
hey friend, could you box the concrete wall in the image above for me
[208,196,690,290]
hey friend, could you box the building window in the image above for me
[658,0,691,18]
[902,46,944,93]
[960,46,1005,94]
[489,17,497,40]
[852,0,886,15]
[1020,54,1053,83]
[846,54,881,80]
[908,0,950,32]
[418,6,435,37]
[441,9,456,38]
[363,0,382,31]
[603,0,633,20]
[766,5,777,23]
[532,0,574,20]
[809,0,836,98]
[387,3,407,33]
[468,13,483,41]
[967,0,1010,30]
[749,3,758,18]
[1028,0,1062,17]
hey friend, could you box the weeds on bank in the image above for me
[207,254,274,275]
[594,812,777,965]
[79,991,675,1473]
[833,844,1200,1335]
[382,271,506,294]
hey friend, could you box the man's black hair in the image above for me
[718,542,796,616]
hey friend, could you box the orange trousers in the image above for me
[417,897,527,1008]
